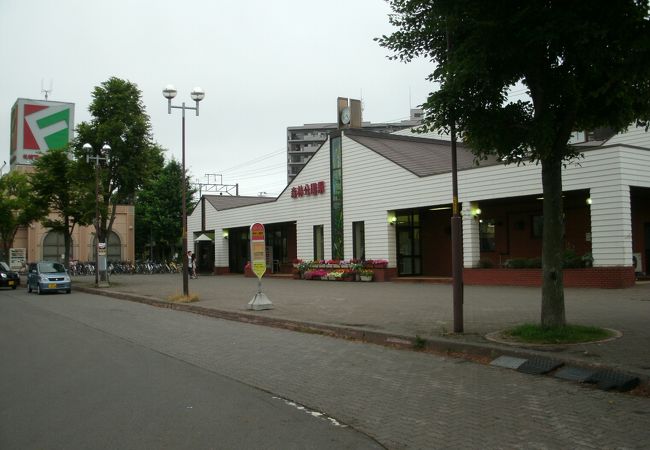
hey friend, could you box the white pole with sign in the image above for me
[247,222,273,310]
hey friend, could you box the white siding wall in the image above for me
[187,206,202,252]
[211,144,332,267]
[606,124,650,147]
[590,184,632,267]
[619,147,650,188]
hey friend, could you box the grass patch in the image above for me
[168,293,199,303]
[413,335,427,350]
[503,323,613,345]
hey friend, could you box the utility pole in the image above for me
[447,26,464,333]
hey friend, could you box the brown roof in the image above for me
[344,129,499,177]
[203,195,275,211]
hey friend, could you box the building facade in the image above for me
[190,125,650,288]
[10,205,135,269]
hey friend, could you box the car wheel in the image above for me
[66,289,71,294]
[12,285,17,290]
[37,284,43,295]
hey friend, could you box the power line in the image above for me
[218,147,285,173]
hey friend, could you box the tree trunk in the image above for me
[540,156,566,328]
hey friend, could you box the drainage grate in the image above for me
[517,357,563,375]
[585,370,640,392]
[553,366,596,383]
[490,355,528,370]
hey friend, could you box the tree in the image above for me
[135,159,196,261]
[74,77,163,278]
[378,1,650,327]
[0,171,44,262]
[31,148,95,268]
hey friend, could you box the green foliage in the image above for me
[504,258,527,269]
[73,77,164,247]
[562,249,583,269]
[504,323,613,345]
[413,335,426,350]
[135,158,197,260]
[477,258,494,268]
[378,1,650,328]
[0,171,44,261]
[31,148,95,266]
[378,1,650,162]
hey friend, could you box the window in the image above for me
[313,225,324,261]
[43,231,68,262]
[479,219,496,251]
[353,221,365,260]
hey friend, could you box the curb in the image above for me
[76,285,648,393]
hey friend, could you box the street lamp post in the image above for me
[83,142,111,288]
[163,85,205,297]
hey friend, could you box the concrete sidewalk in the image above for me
[73,273,650,384]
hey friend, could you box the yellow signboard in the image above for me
[250,223,266,279]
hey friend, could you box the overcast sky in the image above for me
[0,0,434,196]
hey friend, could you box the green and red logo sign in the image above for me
[9,98,75,168]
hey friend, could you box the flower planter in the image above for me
[360,275,373,282]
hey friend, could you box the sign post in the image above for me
[247,223,273,310]
[97,242,109,287]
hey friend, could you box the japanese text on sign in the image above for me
[291,181,325,199]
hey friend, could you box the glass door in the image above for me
[396,211,421,276]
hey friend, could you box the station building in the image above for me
[188,125,650,288]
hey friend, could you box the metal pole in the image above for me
[95,159,100,287]
[450,121,464,333]
[164,86,203,297]
[181,103,189,297]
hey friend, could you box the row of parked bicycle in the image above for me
[68,260,183,276]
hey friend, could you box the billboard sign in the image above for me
[10,98,75,169]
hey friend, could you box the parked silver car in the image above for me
[27,261,72,295]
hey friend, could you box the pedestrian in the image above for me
[187,251,195,279]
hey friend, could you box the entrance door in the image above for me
[396,211,421,276]
[228,227,250,273]
[196,241,214,273]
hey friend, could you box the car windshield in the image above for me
[38,262,66,273]
[0,262,10,271]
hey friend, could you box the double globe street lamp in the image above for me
[83,142,111,287]
[163,85,205,296]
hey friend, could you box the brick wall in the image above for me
[464,267,635,288]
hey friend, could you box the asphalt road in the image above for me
[2,288,649,449]
[0,290,381,450]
